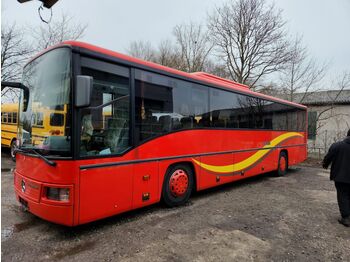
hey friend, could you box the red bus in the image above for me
[7,41,307,226]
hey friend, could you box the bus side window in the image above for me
[2,112,8,123]
[37,113,44,126]
[13,112,17,124]
[7,113,11,124]
[79,64,130,157]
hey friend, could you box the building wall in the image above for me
[307,104,350,154]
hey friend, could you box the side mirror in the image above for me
[1,82,29,111]
[75,75,93,108]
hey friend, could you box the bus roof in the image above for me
[32,41,307,109]
[1,103,19,112]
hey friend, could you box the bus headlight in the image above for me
[45,187,70,201]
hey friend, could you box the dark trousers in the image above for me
[335,182,350,218]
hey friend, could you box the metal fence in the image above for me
[307,146,325,160]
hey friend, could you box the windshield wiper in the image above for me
[15,148,57,167]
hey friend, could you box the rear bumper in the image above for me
[14,172,74,226]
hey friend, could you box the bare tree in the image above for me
[173,22,214,72]
[1,24,33,82]
[126,39,185,70]
[2,14,87,103]
[1,23,33,102]
[204,60,231,79]
[279,36,328,102]
[127,23,214,73]
[126,40,157,62]
[316,71,350,132]
[207,0,291,88]
[156,39,183,68]
[32,14,87,51]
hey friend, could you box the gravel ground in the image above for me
[1,152,349,262]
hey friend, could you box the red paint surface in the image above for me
[15,129,306,226]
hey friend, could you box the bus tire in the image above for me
[276,151,288,176]
[10,139,17,162]
[162,164,194,207]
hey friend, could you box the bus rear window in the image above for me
[50,113,64,126]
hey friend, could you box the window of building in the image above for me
[308,111,317,140]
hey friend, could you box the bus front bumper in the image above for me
[14,171,74,226]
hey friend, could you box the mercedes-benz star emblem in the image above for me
[21,180,26,192]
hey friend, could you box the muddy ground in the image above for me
[1,151,349,261]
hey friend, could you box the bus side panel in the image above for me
[132,162,159,209]
[79,165,133,224]
[197,150,277,191]
[285,144,307,166]
[1,126,17,147]
[1,136,12,147]
[197,153,234,191]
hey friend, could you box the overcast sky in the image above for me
[2,0,350,86]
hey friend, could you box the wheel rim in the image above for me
[280,156,286,172]
[169,169,189,197]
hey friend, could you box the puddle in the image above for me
[1,227,14,240]
[1,219,39,240]
[13,220,37,232]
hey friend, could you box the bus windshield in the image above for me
[18,48,71,157]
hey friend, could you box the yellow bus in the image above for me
[29,103,68,146]
[1,103,68,159]
[1,103,19,160]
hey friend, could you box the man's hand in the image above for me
[322,162,328,169]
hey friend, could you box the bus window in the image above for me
[7,113,13,124]
[32,112,43,127]
[13,112,17,124]
[2,112,8,123]
[79,65,130,156]
[135,69,211,142]
[50,113,64,126]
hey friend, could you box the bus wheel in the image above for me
[10,139,17,162]
[277,152,288,176]
[162,164,194,207]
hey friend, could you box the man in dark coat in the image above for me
[323,129,350,227]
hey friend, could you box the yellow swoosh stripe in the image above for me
[192,132,303,174]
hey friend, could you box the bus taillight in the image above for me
[49,130,61,135]
[45,187,70,201]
